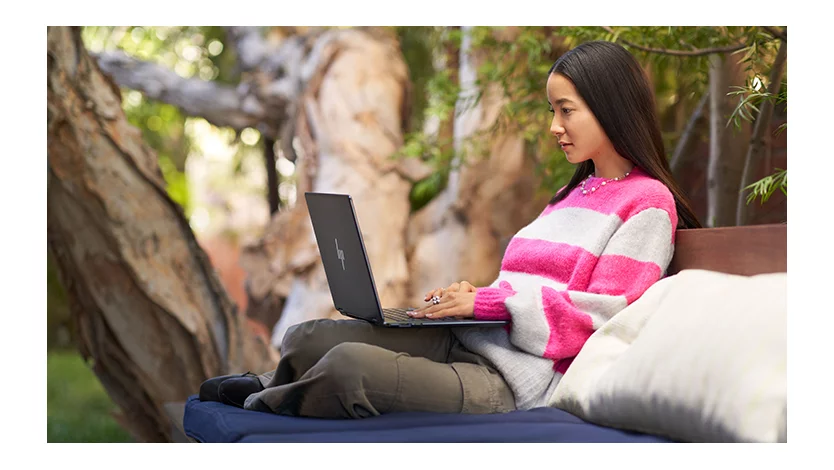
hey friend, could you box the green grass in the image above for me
[47,350,134,442]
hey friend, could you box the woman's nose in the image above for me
[550,121,564,138]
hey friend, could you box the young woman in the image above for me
[200,40,701,418]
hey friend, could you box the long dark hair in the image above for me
[547,41,701,229]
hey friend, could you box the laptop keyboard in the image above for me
[382,308,460,323]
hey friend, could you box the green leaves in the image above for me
[425,69,461,121]
[743,168,787,205]
[727,78,787,130]
[410,171,449,213]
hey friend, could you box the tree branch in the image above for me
[95,30,332,140]
[602,27,748,57]
[96,50,270,132]
[670,91,709,174]
[264,137,280,214]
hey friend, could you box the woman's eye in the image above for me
[548,107,555,114]
[562,108,572,115]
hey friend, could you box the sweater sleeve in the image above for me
[473,206,675,369]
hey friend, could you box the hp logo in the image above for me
[335,238,346,270]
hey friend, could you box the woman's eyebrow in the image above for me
[547,97,576,107]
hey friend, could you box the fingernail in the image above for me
[426,314,433,318]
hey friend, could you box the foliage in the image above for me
[47,351,134,442]
[724,34,787,206]
[471,26,570,191]
[743,168,787,205]
[590,27,787,208]
[395,26,443,134]
[400,131,454,212]
[394,26,786,212]
[392,27,456,211]
[728,79,787,131]
[395,27,570,211]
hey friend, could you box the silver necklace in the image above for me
[580,170,632,195]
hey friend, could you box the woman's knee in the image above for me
[281,318,338,356]
[317,342,392,385]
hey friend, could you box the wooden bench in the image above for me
[668,223,786,276]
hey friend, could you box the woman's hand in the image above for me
[410,281,478,319]
[422,281,477,302]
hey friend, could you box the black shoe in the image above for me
[218,376,265,408]
[199,372,258,403]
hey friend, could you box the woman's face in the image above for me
[546,73,617,165]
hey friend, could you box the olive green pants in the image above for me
[243,319,516,419]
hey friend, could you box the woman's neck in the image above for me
[592,155,634,179]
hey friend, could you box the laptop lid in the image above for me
[305,192,386,324]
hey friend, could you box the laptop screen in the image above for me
[305,192,385,323]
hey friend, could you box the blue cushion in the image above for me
[183,395,672,443]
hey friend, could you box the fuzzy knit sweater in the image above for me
[453,166,678,410]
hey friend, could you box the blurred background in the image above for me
[47,26,786,442]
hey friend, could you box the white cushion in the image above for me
[551,269,787,442]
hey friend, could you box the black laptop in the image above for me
[305,192,508,328]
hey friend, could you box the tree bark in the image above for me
[705,53,749,227]
[47,26,277,442]
[736,39,787,226]
[670,91,709,177]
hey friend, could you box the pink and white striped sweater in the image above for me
[453,166,678,410]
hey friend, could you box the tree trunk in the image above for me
[238,29,424,348]
[706,53,749,227]
[47,26,277,442]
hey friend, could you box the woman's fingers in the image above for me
[424,287,442,302]
[411,291,476,319]
[421,292,455,318]
[420,287,446,317]
[415,289,448,317]
[416,281,477,318]
[423,281,476,302]
[425,292,474,319]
